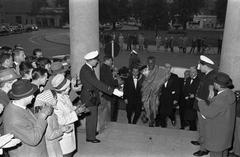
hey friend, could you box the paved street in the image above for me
[0,29,70,57]
[0,28,221,69]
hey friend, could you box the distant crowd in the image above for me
[100,31,223,55]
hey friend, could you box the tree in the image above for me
[99,0,130,30]
[170,0,205,29]
[131,0,169,30]
[31,0,48,14]
[56,0,69,24]
[215,0,227,25]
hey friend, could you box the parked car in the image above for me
[24,24,39,32]
[0,25,10,36]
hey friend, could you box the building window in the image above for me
[31,19,33,24]
[26,19,28,24]
[16,16,22,24]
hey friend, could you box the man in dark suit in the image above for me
[178,69,190,129]
[184,66,200,131]
[100,56,119,127]
[123,65,144,124]
[80,51,123,143]
[156,63,180,127]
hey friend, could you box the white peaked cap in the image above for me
[131,50,138,54]
[200,55,214,65]
[84,50,99,60]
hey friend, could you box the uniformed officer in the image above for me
[80,50,123,143]
[192,55,217,156]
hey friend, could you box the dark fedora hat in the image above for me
[214,72,234,89]
[50,62,69,75]
[8,79,38,100]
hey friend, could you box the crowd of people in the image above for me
[126,50,239,157]
[100,32,223,55]
[0,42,238,157]
[0,45,123,157]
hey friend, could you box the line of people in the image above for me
[126,50,239,157]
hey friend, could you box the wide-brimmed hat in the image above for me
[50,62,68,75]
[51,74,70,91]
[8,79,38,100]
[214,72,234,89]
[0,68,20,83]
[84,50,99,60]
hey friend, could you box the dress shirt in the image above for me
[133,77,137,88]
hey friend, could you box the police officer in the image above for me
[191,55,217,156]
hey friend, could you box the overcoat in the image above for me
[199,89,236,151]
[3,103,48,157]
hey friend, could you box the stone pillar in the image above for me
[219,0,240,90]
[69,0,99,78]
[69,0,99,130]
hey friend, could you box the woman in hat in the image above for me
[198,72,236,157]
[35,88,74,157]
[3,79,53,157]
[51,74,84,157]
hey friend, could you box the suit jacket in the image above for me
[194,70,217,111]
[179,77,190,108]
[123,74,144,105]
[100,63,118,100]
[80,64,114,107]
[3,103,48,157]
[184,76,200,120]
[199,89,236,151]
[159,73,180,115]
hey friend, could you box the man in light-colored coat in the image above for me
[3,79,52,157]
[198,72,235,157]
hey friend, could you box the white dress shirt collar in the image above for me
[12,101,26,110]
[86,62,93,70]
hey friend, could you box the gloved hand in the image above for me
[2,138,21,148]
[113,89,123,97]
[0,133,14,148]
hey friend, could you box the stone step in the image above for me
[75,122,203,157]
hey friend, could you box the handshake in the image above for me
[113,88,123,97]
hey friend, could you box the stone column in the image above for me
[69,0,99,78]
[219,0,240,90]
[69,0,99,129]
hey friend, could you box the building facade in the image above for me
[0,0,64,27]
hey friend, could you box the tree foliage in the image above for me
[170,0,205,29]
[215,0,227,25]
[31,0,48,14]
[99,0,129,29]
[131,0,169,30]
[56,0,69,24]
